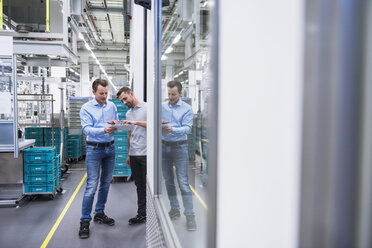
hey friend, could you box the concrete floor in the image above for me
[0,161,146,248]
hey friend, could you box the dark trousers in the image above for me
[130,155,147,216]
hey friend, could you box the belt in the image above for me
[162,140,188,146]
[86,140,114,147]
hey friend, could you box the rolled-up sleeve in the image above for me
[80,107,105,136]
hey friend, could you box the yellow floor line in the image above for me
[172,165,208,210]
[40,173,87,248]
[189,184,208,210]
[69,168,87,171]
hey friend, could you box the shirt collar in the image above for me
[168,99,182,107]
[92,98,107,107]
[134,101,144,109]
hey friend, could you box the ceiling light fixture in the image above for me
[172,34,181,44]
[84,43,92,51]
[165,46,173,54]
[81,38,117,92]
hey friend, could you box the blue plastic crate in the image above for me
[57,169,61,180]
[44,140,62,146]
[24,153,55,163]
[115,153,127,160]
[24,160,56,174]
[117,108,129,113]
[25,127,44,146]
[67,152,81,159]
[24,147,56,163]
[25,127,44,137]
[114,135,128,145]
[24,183,55,193]
[56,154,61,167]
[115,145,128,153]
[44,137,61,144]
[44,128,62,139]
[115,157,126,163]
[118,112,126,120]
[55,175,60,187]
[114,136,127,143]
[54,155,61,169]
[24,173,55,183]
[113,169,131,176]
[118,165,131,171]
[115,130,128,135]
[115,161,127,167]
[113,101,126,108]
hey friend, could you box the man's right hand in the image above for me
[162,125,172,134]
[104,126,117,134]
[126,156,130,167]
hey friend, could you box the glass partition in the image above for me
[0,56,14,120]
[158,0,213,246]
[0,56,16,147]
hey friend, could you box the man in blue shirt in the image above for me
[78,79,119,239]
[162,80,197,231]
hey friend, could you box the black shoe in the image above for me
[168,209,180,220]
[79,221,90,239]
[94,212,115,226]
[128,215,146,225]
[186,215,197,231]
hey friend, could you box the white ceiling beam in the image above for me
[78,49,129,58]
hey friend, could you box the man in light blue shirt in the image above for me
[162,80,197,231]
[78,79,118,239]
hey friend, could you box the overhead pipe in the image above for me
[88,14,101,40]
[80,13,98,46]
[103,0,114,41]
[162,0,178,31]
[83,1,101,44]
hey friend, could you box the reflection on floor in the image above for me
[0,160,146,248]
[160,155,209,248]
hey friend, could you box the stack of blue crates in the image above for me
[44,127,68,154]
[25,127,68,156]
[67,134,83,160]
[109,99,131,177]
[24,147,59,193]
[55,154,61,187]
[25,127,44,146]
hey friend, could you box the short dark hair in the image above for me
[167,80,182,94]
[92,79,108,92]
[116,86,132,98]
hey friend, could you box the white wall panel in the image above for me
[131,3,155,193]
[217,0,304,247]
[130,4,145,100]
[0,37,13,55]
[147,7,155,194]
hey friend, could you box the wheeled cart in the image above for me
[23,147,63,200]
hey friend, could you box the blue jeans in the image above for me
[81,144,115,221]
[162,143,194,216]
